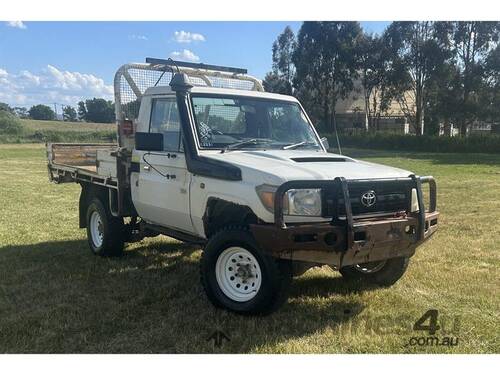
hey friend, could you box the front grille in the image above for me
[323,180,411,218]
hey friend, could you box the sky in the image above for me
[0,21,390,109]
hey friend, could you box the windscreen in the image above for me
[191,95,321,150]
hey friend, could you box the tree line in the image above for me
[263,22,500,136]
[0,98,115,123]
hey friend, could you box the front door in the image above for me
[133,96,193,233]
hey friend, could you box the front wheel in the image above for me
[200,228,291,315]
[339,257,410,286]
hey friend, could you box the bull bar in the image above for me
[250,175,439,268]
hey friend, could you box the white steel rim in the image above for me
[215,247,262,302]
[90,211,104,248]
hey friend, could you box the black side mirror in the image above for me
[135,132,163,151]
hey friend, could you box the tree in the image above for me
[485,43,500,89]
[0,102,13,113]
[13,107,28,119]
[28,104,55,121]
[357,33,391,131]
[82,98,115,123]
[272,26,296,95]
[263,72,292,94]
[447,21,500,135]
[383,22,451,135]
[0,110,22,134]
[293,21,362,131]
[77,101,87,121]
[122,99,141,120]
[483,43,500,122]
[263,26,297,95]
[425,61,462,135]
[63,105,78,122]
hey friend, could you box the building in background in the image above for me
[334,79,411,135]
[334,80,499,137]
[439,122,499,136]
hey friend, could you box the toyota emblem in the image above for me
[361,190,377,208]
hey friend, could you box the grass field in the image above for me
[19,119,115,133]
[0,119,116,143]
[0,144,498,353]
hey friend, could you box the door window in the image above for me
[149,98,182,152]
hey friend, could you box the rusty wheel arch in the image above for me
[202,197,260,238]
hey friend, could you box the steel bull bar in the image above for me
[249,175,439,268]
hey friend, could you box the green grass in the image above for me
[0,144,499,353]
[19,119,115,133]
[0,119,116,143]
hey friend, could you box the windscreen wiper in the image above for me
[221,138,273,153]
[282,141,316,150]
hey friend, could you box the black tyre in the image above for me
[339,257,410,286]
[200,227,292,315]
[86,198,125,257]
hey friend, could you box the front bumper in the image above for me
[250,175,439,268]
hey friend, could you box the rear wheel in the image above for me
[200,228,292,315]
[86,198,124,257]
[339,257,409,286]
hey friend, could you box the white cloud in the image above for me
[0,65,113,108]
[169,49,200,63]
[6,21,27,29]
[19,70,40,86]
[129,34,148,41]
[173,30,205,43]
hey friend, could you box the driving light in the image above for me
[410,188,420,212]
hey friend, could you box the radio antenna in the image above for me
[333,118,342,155]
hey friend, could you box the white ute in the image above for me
[47,58,439,314]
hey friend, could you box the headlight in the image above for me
[256,185,322,217]
[286,189,322,216]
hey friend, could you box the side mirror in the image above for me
[320,137,330,151]
[135,132,163,151]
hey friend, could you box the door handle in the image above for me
[143,165,151,171]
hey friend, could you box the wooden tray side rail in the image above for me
[47,143,119,189]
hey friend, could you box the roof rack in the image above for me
[114,59,264,126]
[145,57,248,75]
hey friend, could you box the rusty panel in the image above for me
[250,212,438,268]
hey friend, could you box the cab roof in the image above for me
[143,85,299,103]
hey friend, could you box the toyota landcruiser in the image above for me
[46,58,439,314]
